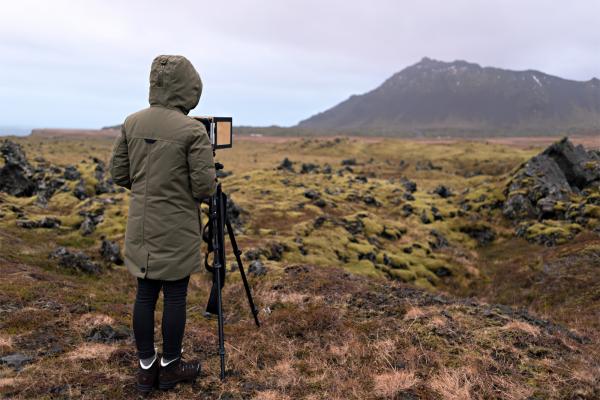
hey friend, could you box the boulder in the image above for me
[79,209,105,236]
[304,189,320,200]
[86,324,130,343]
[433,185,453,198]
[49,247,100,274]
[300,163,319,174]
[0,353,33,371]
[429,229,449,249]
[459,224,496,246]
[100,238,124,265]
[248,260,267,276]
[226,196,246,231]
[16,216,61,229]
[503,138,600,220]
[63,165,81,181]
[0,140,36,196]
[277,157,295,172]
[73,179,89,200]
[400,177,417,193]
[35,177,65,206]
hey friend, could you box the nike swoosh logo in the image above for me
[160,358,178,367]
[140,356,156,369]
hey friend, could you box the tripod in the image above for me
[203,163,260,380]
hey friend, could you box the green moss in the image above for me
[414,277,435,291]
[386,253,411,269]
[410,263,439,284]
[386,268,416,282]
[346,241,376,257]
[583,205,600,219]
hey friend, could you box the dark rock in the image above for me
[460,224,496,245]
[313,216,327,229]
[431,206,444,221]
[503,137,600,221]
[16,216,61,229]
[49,247,100,274]
[63,165,81,180]
[73,179,88,200]
[244,248,265,261]
[433,185,453,198]
[300,163,319,174]
[400,177,417,193]
[343,219,364,235]
[266,242,288,261]
[92,157,105,180]
[542,137,600,189]
[0,353,33,370]
[94,179,114,195]
[429,229,449,249]
[304,189,320,200]
[100,238,124,265]
[36,177,65,206]
[0,140,36,196]
[277,157,295,172]
[248,260,267,276]
[86,324,130,343]
[434,266,452,277]
[341,158,357,166]
[322,164,332,174]
[313,198,327,208]
[363,195,381,206]
[420,211,431,224]
[226,196,247,231]
[402,192,415,201]
[79,208,105,236]
[401,203,414,217]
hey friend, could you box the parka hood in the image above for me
[148,55,202,114]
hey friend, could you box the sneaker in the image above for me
[158,357,201,390]
[136,354,159,394]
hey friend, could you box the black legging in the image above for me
[133,275,190,360]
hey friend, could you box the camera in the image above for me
[193,116,233,150]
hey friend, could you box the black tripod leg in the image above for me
[226,219,261,327]
[211,185,227,380]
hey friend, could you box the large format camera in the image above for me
[193,116,233,150]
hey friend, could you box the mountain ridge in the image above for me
[298,57,600,136]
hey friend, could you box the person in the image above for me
[109,55,216,394]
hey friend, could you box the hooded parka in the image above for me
[109,55,216,281]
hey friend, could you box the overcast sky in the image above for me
[1,0,599,131]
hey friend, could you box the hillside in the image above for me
[0,135,598,399]
[298,58,600,136]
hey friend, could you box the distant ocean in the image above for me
[0,126,32,136]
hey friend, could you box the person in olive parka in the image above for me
[110,55,216,393]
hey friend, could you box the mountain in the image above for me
[298,57,600,136]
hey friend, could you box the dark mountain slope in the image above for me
[298,58,600,136]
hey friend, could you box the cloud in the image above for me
[0,0,598,129]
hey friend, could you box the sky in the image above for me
[1,0,599,132]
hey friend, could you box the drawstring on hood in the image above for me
[148,55,203,115]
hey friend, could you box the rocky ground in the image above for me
[0,135,598,399]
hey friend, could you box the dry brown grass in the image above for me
[500,320,541,337]
[373,369,419,397]
[66,343,117,360]
[429,368,474,400]
[252,390,291,400]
